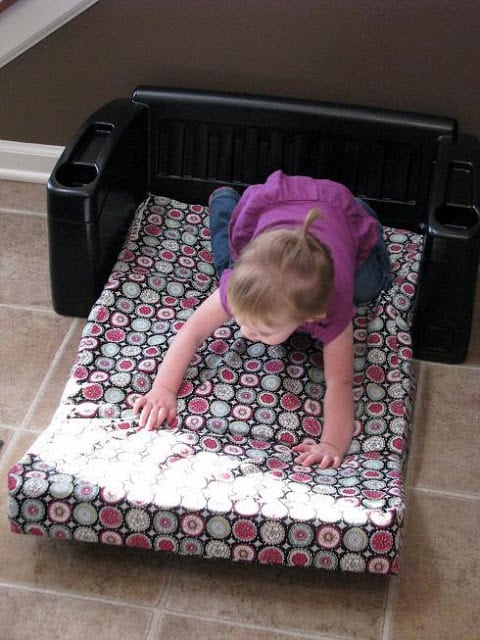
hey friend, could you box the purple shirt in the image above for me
[219,171,378,344]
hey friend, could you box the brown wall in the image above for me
[1,0,479,145]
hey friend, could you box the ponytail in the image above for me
[227,206,334,326]
[303,208,323,235]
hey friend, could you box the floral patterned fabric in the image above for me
[8,195,422,574]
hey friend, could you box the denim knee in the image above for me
[209,187,240,276]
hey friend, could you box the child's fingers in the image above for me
[294,451,313,466]
[133,395,146,415]
[294,448,342,469]
[147,406,167,430]
[167,407,177,427]
[291,443,309,453]
[139,404,153,428]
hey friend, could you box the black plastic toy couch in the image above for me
[8,88,480,575]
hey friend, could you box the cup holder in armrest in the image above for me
[432,158,480,236]
[434,203,479,231]
[55,163,98,188]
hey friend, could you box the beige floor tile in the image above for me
[2,433,172,607]
[408,364,480,493]
[152,612,309,640]
[0,180,47,214]
[0,212,51,308]
[465,282,480,366]
[0,307,72,426]
[0,426,15,460]
[1,429,37,469]
[166,556,387,639]
[25,319,84,430]
[390,491,480,640]
[0,587,152,640]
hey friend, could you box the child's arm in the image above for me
[292,321,354,469]
[133,289,230,429]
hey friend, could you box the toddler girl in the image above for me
[133,170,392,469]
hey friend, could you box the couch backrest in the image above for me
[133,86,456,231]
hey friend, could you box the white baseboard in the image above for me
[0,140,64,183]
[0,0,100,69]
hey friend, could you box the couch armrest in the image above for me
[47,99,148,316]
[413,134,480,362]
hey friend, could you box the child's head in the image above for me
[227,208,334,344]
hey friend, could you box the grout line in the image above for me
[418,360,480,371]
[411,485,480,502]
[0,579,344,640]
[0,302,57,314]
[416,359,480,373]
[379,577,398,640]
[0,207,46,217]
[0,581,155,613]
[144,609,164,640]
[0,424,43,434]
[160,609,347,640]
[0,429,23,473]
[19,318,80,429]
[156,558,178,608]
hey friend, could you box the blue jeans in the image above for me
[208,187,392,304]
[209,187,240,276]
[353,199,393,304]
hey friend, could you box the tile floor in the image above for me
[0,179,479,640]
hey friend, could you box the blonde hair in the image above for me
[227,208,334,327]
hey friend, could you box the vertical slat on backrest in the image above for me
[137,87,456,226]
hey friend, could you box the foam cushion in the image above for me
[8,195,422,574]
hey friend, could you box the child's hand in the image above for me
[133,386,177,430]
[292,442,343,469]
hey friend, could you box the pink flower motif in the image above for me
[95,306,110,323]
[265,359,284,373]
[291,472,312,483]
[156,538,176,552]
[280,393,301,411]
[181,297,199,309]
[203,437,220,451]
[259,392,275,405]
[100,507,123,528]
[188,397,209,414]
[258,547,284,565]
[82,383,103,401]
[366,364,385,383]
[302,417,321,436]
[126,534,151,549]
[233,520,257,541]
[267,457,287,470]
[389,401,405,417]
[145,224,161,236]
[210,339,228,354]
[370,530,394,553]
[221,369,236,382]
[177,381,193,397]
[73,365,88,381]
[105,328,126,342]
[289,551,310,567]
[199,249,213,262]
